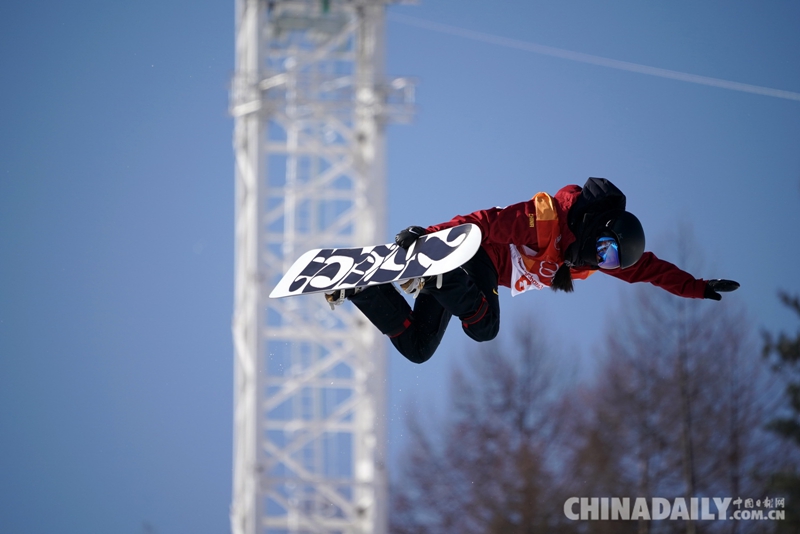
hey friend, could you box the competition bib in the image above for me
[509,244,561,296]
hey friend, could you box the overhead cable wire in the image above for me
[389,13,800,102]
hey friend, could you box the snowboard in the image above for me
[269,224,481,299]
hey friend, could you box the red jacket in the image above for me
[426,185,708,299]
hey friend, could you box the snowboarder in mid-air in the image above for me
[325,178,739,364]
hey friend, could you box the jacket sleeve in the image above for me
[426,200,540,247]
[601,251,707,299]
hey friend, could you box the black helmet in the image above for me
[602,211,645,269]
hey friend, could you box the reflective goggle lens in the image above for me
[597,237,620,270]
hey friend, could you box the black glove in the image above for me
[395,226,427,250]
[704,279,740,301]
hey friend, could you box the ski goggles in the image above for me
[596,236,620,270]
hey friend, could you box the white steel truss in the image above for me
[231,1,414,533]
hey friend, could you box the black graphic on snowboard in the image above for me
[269,224,481,298]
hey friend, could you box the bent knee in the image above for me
[397,346,436,365]
[465,330,499,343]
[405,351,435,364]
[390,335,438,365]
[462,320,499,342]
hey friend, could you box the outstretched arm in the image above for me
[600,251,737,300]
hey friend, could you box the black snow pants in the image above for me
[349,246,500,364]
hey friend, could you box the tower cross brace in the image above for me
[231,1,414,533]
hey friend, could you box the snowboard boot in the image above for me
[324,287,362,310]
[399,274,443,298]
[399,277,425,297]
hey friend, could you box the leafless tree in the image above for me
[391,322,579,534]
[763,291,800,532]
[562,229,785,534]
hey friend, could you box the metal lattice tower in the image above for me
[230,1,414,533]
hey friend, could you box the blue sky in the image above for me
[1,1,799,533]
